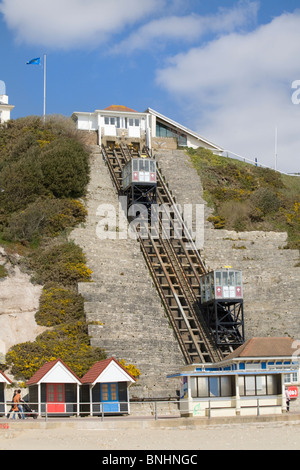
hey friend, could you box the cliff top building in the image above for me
[0,81,14,123]
[74,105,223,153]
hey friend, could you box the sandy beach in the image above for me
[0,417,300,451]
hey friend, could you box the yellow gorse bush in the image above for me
[119,359,141,380]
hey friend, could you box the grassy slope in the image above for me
[187,147,300,253]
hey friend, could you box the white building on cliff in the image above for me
[0,81,14,123]
[74,104,223,154]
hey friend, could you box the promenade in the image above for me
[1,413,300,450]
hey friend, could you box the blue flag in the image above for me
[26,57,40,65]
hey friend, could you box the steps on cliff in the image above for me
[70,146,185,399]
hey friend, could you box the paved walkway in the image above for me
[1,411,300,430]
[1,413,300,450]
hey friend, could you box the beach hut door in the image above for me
[47,384,65,413]
[101,383,119,413]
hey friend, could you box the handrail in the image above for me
[223,149,300,176]
[0,395,286,420]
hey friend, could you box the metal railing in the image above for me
[0,396,289,421]
[223,149,300,176]
[0,399,180,421]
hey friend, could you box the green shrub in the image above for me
[250,187,281,216]
[0,116,89,214]
[2,198,87,242]
[40,138,89,198]
[26,241,92,286]
[0,151,46,213]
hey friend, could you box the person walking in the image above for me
[285,388,291,412]
[12,389,26,419]
[6,390,17,419]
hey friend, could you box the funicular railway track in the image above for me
[101,143,224,364]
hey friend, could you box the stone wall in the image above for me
[152,137,178,151]
[78,130,98,146]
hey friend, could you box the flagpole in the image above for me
[275,126,278,171]
[43,54,46,121]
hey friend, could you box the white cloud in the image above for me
[0,0,163,49]
[113,0,259,54]
[156,11,300,173]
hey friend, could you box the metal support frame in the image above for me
[200,300,245,353]
[124,182,157,214]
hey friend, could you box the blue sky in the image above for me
[1,0,300,173]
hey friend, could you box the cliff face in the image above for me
[0,247,45,361]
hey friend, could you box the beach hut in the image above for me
[26,359,82,417]
[0,371,12,415]
[81,357,136,415]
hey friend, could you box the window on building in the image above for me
[267,375,279,395]
[178,134,188,146]
[220,376,233,396]
[156,121,187,146]
[104,117,116,126]
[191,376,234,398]
[128,118,140,127]
[239,375,280,396]
[284,372,298,384]
[256,376,267,396]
